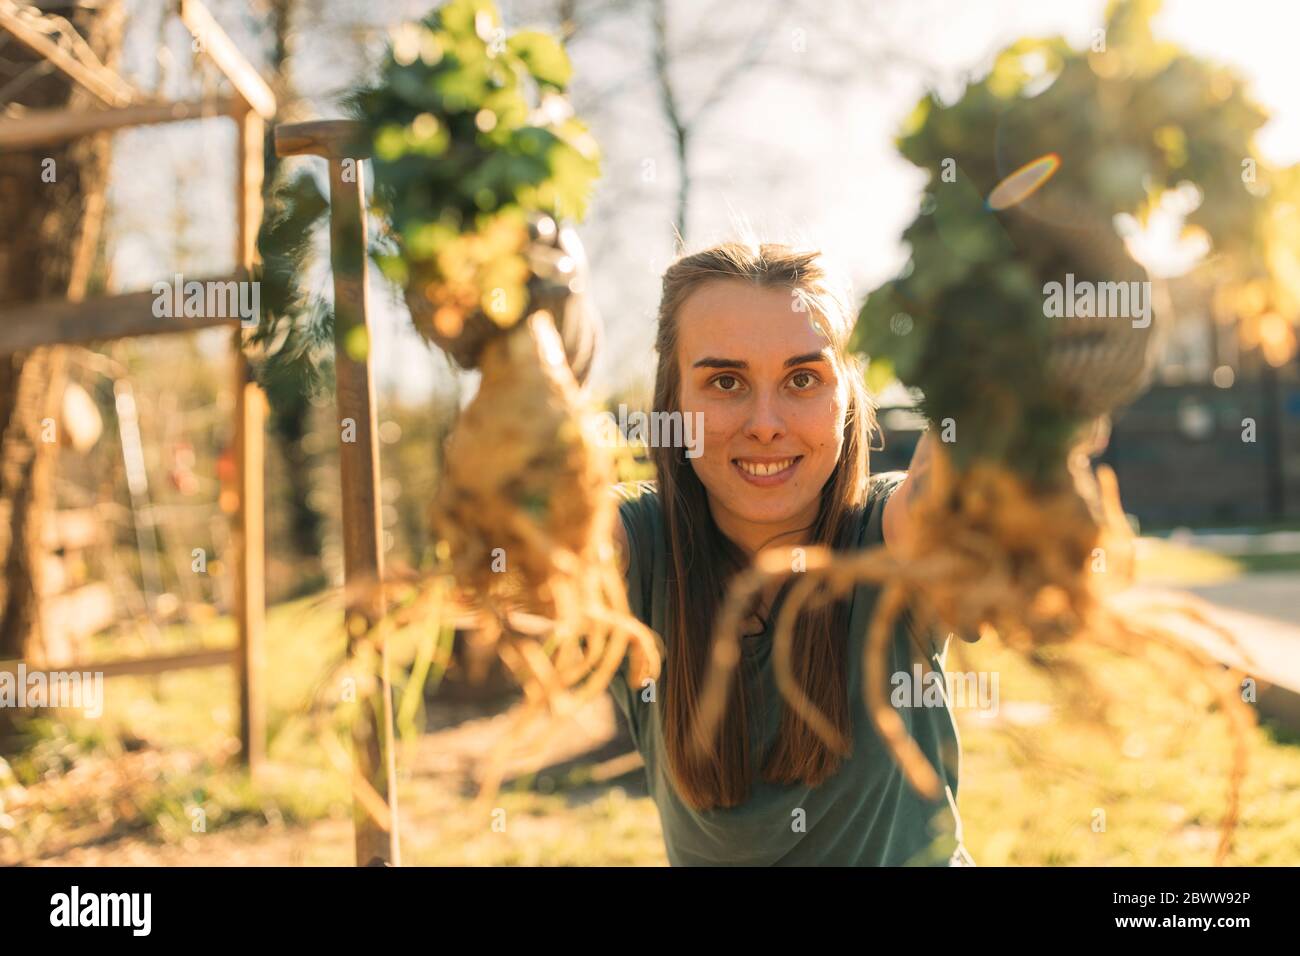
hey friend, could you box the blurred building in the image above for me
[1103,277,1300,527]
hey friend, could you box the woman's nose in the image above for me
[744,390,786,443]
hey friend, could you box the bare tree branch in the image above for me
[685,0,785,127]
[649,0,689,238]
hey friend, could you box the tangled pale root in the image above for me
[696,441,1257,865]
[428,310,662,812]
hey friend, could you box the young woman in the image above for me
[606,241,975,866]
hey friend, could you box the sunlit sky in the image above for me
[107,0,1300,404]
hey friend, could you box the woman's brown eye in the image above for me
[791,371,817,389]
[715,375,739,391]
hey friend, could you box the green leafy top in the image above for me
[347,0,600,331]
[854,0,1287,481]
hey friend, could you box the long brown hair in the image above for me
[652,241,876,810]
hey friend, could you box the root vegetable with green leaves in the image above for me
[698,2,1270,865]
[348,0,660,811]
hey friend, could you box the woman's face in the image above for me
[675,279,847,550]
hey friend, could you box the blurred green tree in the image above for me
[248,0,333,589]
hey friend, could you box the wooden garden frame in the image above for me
[1,3,401,867]
[0,0,269,770]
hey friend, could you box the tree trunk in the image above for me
[0,0,123,664]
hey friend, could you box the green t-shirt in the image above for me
[608,471,974,866]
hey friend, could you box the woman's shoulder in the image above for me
[610,480,663,575]
[868,470,908,503]
[861,470,908,546]
[611,478,659,505]
[611,479,663,533]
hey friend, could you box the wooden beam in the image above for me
[0,0,136,108]
[0,99,236,150]
[275,120,370,160]
[235,111,265,273]
[0,648,235,680]
[232,103,266,774]
[0,276,248,354]
[180,0,277,120]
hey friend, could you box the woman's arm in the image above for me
[881,428,935,561]
[881,429,983,643]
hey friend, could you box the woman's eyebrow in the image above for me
[784,349,832,368]
[691,349,832,370]
[692,357,746,369]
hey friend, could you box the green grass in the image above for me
[1140,518,1300,535]
[4,537,1299,865]
[1227,552,1300,575]
[1,595,354,862]
[949,638,1300,866]
[1134,537,1300,584]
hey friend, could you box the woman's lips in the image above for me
[731,455,802,487]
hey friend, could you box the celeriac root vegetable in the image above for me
[430,308,661,809]
[698,438,1257,865]
[340,0,640,830]
[705,110,1260,861]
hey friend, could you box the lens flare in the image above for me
[986,153,1061,211]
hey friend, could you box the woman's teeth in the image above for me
[735,458,796,477]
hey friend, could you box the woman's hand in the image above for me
[882,430,982,643]
[882,428,935,562]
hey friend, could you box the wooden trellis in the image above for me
[0,2,401,867]
[0,0,269,770]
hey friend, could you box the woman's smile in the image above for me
[732,454,803,486]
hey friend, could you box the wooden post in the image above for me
[233,355,265,769]
[275,119,399,867]
[234,104,266,772]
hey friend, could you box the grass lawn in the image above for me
[950,638,1300,865]
[3,541,1298,865]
